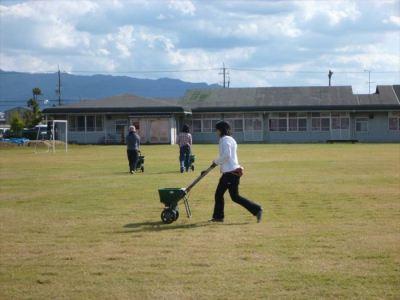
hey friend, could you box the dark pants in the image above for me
[127,149,139,172]
[179,145,191,171]
[213,173,261,220]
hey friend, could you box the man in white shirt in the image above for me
[209,121,263,223]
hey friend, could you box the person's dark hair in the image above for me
[181,124,190,133]
[215,120,231,136]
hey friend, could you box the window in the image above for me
[270,112,306,132]
[68,115,103,132]
[245,118,262,131]
[192,120,201,133]
[86,115,95,132]
[269,119,279,131]
[340,117,349,129]
[288,112,307,131]
[115,120,128,133]
[356,118,368,132]
[202,119,212,132]
[96,115,103,131]
[224,113,244,133]
[234,119,243,132]
[211,120,219,130]
[388,111,400,131]
[68,116,77,131]
[312,112,330,131]
[331,112,349,130]
[269,113,287,131]
[77,116,85,132]
[190,114,221,133]
[243,113,262,131]
[201,114,221,133]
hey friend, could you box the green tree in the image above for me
[24,88,43,128]
[10,113,25,137]
[32,87,42,101]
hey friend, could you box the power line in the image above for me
[0,68,398,75]
[0,68,221,75]
[229,68,400,74]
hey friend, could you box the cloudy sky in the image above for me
[0,0,399,93]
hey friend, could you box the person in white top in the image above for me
[209,121,263,223]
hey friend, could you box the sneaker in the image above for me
[208,218,224,223]
[180,167,184,173]
[256,208,263,223]
[130,170,134,174]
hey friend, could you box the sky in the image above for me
[0,0,399,93]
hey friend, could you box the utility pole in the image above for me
[364,69,375,94]
[219,63,229,88]
[328,70,333,86]
[56,65,62,105]
[223,63,226,88]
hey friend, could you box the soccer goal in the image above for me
[34,120,68,153]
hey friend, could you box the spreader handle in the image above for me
[185,164,216,193]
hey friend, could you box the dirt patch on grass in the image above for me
[0,142,18,148]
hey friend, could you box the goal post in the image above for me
[34,120,68,153]
[52,120,68,153]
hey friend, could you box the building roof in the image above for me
[356,85,400,105]
[43,86,400,115]
[5,106,31,113]
[391,85,400,102]
[181,85,400,112]
[43,94,185,114]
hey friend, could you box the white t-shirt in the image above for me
[213,135,240,173]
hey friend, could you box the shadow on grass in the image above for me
[121,220,249,232]
[148,171,182,175]
[113,171,182,176]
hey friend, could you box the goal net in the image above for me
[34,120,68,153]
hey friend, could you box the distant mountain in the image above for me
[0,70,219,110]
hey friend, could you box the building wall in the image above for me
[60,113,179,144]
[352,112,399,142]
[50,111,400,144]
[188,111,400,143]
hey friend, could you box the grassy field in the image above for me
[0,144,399,299]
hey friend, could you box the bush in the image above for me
[9,113,25,137]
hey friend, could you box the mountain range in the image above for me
[0,70,219,111]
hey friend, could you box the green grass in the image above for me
[1,144,399,299]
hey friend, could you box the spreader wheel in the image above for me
[191,165,195,171]
[161,208,175,224]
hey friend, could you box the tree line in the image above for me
[9,87,43,137]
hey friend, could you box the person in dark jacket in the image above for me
[126,125,140,174]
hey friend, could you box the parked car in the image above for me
[23,125,48,140]
[0,127,10,139]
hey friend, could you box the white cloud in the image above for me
[299,0,361,25]
[168,0,196,16]
[0,0,398,93]
[42,21,90,49]
[105,25,135,58]
[0,1,98,20]
[384,15,400,26]
[0,53,57,72]
[139,31,174,51]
